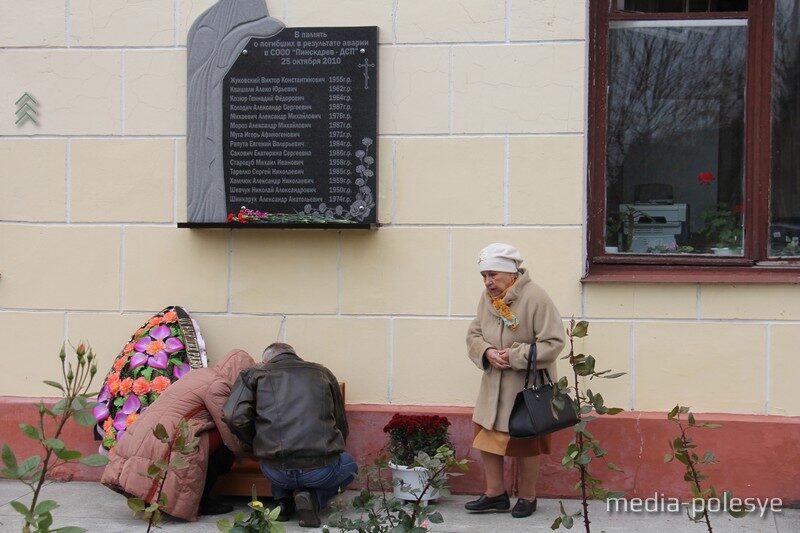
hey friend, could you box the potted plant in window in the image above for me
[605,212,624,253]
[700,204,743,255]
[618,205,647,252]
[775,236,800,257]
[383,413,452,503]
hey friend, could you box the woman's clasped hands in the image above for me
[485,348,511,370]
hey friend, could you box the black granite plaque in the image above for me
[222,26,378,226]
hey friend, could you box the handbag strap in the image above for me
[523,342,552,390]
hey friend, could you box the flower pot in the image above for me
[711,247,738,256]
[388,462,440,503]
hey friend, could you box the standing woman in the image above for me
[465,243,565,519]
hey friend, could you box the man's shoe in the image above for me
[294,491,321,527]
[198,497,234,516]
[511,497,537,518]
[276,497,295,522]
[464,492,510,512]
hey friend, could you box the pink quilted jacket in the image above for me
[101,349,254,521]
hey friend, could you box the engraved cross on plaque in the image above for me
[359,57,375,89]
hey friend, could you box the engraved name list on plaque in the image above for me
[221,26,378,227]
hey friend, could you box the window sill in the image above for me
[582,264,800,284]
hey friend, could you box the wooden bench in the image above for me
[213,383,345,497]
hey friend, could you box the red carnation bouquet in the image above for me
[383,413,452,466]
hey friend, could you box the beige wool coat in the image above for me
[466,269,566,432]
[101,349,254,521]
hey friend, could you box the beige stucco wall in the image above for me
[1,0,798,416]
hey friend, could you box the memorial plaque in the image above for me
[222,26,378,226]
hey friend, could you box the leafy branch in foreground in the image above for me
[126,419,198,532]
[1,343,108,533]
[665,405,747,533]
[324,445,468,533]
[217,484,286,533]
[552,319,626,532]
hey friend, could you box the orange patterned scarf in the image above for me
[489,281,518,331]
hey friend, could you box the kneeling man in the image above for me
[224,343,355,527]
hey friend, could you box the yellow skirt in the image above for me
[472,424,551,457]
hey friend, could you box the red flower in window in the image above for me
[697,171,715,185]
[733,204,744,214]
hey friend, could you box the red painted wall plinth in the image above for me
[1,398,797,504]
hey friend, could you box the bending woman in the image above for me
[102,349,254,520]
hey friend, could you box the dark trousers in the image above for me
[202,444,234,502]
[260,452,358,509]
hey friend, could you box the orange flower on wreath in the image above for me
[146,340,167,355]
[119,378,133,396]
[103,418,114,434]
[147,316,162,328]
[122,342,135,356]
[125,413,138,427]
[107,373,121,395]
[161,310,178,324]
[113,355,129,373]
[132,377,151,396]
[151,376,171,393]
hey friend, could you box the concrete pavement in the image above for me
[0,480,797,532]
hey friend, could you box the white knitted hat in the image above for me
[477,243,523,273]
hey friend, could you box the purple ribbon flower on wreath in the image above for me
[92,384,112,423]
[173,362,191,379]
[111,394,143,440]
[129,325,184,370]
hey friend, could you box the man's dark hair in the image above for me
[262,342,296,363]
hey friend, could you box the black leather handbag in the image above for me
[508,343,578,438]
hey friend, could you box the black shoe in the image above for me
[294,490,321,527]
[276,497,295,522]
[511,497,537,518]
[464,492,510,512]
[198,498,234,516]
